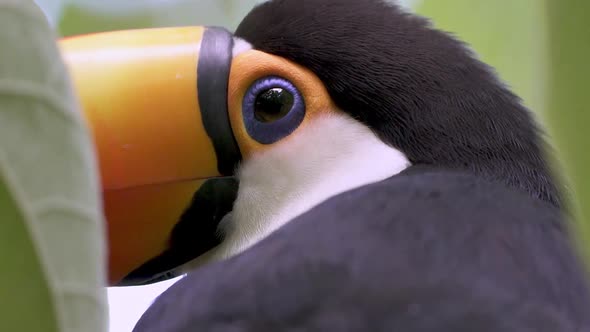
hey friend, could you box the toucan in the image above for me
[58,0,590,330]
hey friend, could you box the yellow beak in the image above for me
[59,26,241,285]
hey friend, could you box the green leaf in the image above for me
[0,1,107,331]
[0,176,58,331]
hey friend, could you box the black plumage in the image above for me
[134,168,590,331]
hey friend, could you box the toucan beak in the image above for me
[59,26,241,285]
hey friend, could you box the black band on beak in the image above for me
[198,27,242,175]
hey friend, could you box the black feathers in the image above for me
[133,169,590,331]
[235,0,561,207]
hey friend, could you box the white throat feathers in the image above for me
[182,112,411,272]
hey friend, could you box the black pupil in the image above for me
[254,88,294,123]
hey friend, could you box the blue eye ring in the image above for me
[242,76,306,145]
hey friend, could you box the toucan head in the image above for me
[59,0,560,286]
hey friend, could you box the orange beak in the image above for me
[59,26,241,285]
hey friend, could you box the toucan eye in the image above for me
[242,76,306,144]
[254,88,294,123]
